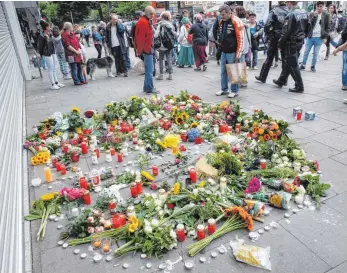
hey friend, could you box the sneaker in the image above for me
[255,76,265,83]
[203,64,207,71]
[246,66,250,70]
[324,56,329,60]
[273,63,278,69]
[216,90,229,96]
[145,90,160,95]
[156,74,164,80]
[50,84,60,90]
[228,92,239,98]
[240,84,247,88]
[253,66,258,70]
[194,67,202,72]
[124,73,128,77]
[74,82,83,86]
[63,75,72,80]
[56,83,65,88]
[217,60,220,65]
[342,86,347,91]
[299,65,305,70]
[166,74,173,80]
[311,66,316,72]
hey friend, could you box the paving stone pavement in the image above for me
[26,45,347,273]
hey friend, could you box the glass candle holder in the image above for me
[102,238,112,254]
[91,234,102,249]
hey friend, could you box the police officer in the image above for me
[255,1,288,83]
[273,1,310,93]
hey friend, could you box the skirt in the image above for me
[192,44,207,68]
[177,44,195,66]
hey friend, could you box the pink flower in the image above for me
[244,177,261,194]
[88,227,95,234]
[227,115,232,120]
[59,187,83,201]
[87,217,95,224]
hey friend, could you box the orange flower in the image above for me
[252,133,258,139]
[259,136,264,142]
[225,206,254,231]
[264,134,270,141]
[276,130,281,136]
[272,134,278,141]
[262,119,268,124]
[268,131,274,137]
[253,127,259,134]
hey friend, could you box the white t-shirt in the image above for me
[111,25,120,47]
[312,13,322,38]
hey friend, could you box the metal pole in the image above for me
[71,11,74,24]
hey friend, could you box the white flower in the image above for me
[151,219,159,227]
[276,158,282,164]
[155,206,161,211]
[272,153,279,159]
[280,149,288,155]
[156,114,162,119]
[169,99,175,104]
[282,156,289,163]
[169,243,178,250]
[144,226,153,234]
[170,229,177,239]
[192,189,199,195]
[158,210,164,216]
[154,199,162,207]
[278,163,285,168]
[144,219,151,227]
[184,124,189,129]
[151,193,158,199]
[145,201,151,207]
[188,230,196,237]
[153,111,158,115]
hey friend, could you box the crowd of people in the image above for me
[35,1,347,100]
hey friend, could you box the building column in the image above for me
[2,1,31,80]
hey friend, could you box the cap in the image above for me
[249,12,256,17]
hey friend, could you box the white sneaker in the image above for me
[50,84,60,90]
[63,75,72,80]
[56,83,65,88]
[228,92,239,98]
[253,66,258,70]
[216,90,230,96]
[246,66,250,70]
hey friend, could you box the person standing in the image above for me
[273,1,310,93]
[37,20,65,90]
[177,17,195,68]
[189,13,209,72]
[299,1,330,72]
[61,22,86,85]
[247,12,263,70]
[214,4,245,98]
[52,26,71,80]
[82,26,91,47]
[255,1,289,83]
[331,24,347,90]
[325,4,338,60]
[106,14,128,77]
[154,11,176,80]
[92,26,103,58]
[134,6,159,94]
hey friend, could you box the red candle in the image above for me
[110,147,115,156]
[207,219,216,235]
[62,144,68,154]
[235,123,241,134]
[79,177,88,190]
[132,133,138,144]
[189,168,197,183]
[56,162,62,172]
[60,164,67,175]
[71,152,79,162]
[83,190,91,205]
[197,225,206,240]
[136,180,143,194]
[81,142,88,154]
[94,149,100,158]
[112,213,126,228]
[109,126,115,132]
[219,123,228,133]
[260,159,267,169]
[130,182,138,198]
[176,224,185,242]
[180,130,188,142]
[117,152,123,163]
[109,199,117,214]
[152,165,159,176]
[296,111,302,121]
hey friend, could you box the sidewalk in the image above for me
[26,45,347,273]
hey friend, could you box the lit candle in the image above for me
[235,123,241,134]
[176,224,185,242]
[259,159,267,169]
[112,213,126,228]
[71,152,79,162]
[207,218,216,235]
[117,152,123,163]
[189,168,197,183]
[83,190,91,205]
[94,149,100,158]
[136,179,143,194]
[81,142,88,154]
[55,162,62,172]
[62,143,68,154]
[60,164,67,175]
[130,183,138,198]
[152,165,159,176]
[197,224,206,240]
[109,199,117,215]
[110,147,116,156]
[44,167,53,183]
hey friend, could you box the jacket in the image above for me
[178,24,190,45]
[61,31,82,63]
[189,22,208,45]
[216,15,244,58]
[240,18,251,54]
[52,35,65,55]
[264,5,289,39]
[37,34,55,57]
[154,20,177,50]
[308,10,330,39]
[249,21,264,50]
[134,16,153,55]
[279,6,310,49]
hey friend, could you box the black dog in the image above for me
[86,56,114,80]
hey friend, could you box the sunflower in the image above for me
[173,183,181,195]
[181,112,189,120]
[175,115,183,125]
[41,193,55,201]
[190,122,198,128]
[258,128,264,135]
[128,223,137,233]
[72,107,81,113]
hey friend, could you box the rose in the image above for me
[88,227,95,234]
[87,217,94,223]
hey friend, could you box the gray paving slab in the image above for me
[288,124,316,139]
[279,206,347,268]
[320,110,347,125]
[319,158,347,194]
[298,139,341,161]
[312,130,347,152]
[326,261,347,273]
[330,151,347,166]
[298,99,345,114]
[296,117,342,133]
[325,191,347,218]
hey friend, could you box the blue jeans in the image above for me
[342,51,347,86]
[40,56,47,69]
[302,37,323,67]
[69,62,85,84]
[221,52,245,93]
[143,53,154,92]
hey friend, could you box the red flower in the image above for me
[150,183,157,190]
[167,203,175,209]
[194,136,203,144]
[264,134,270,141]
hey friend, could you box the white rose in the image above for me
[144,226,153,234]
[188,230,196,237]
[184,124,189,129]
[282,156,289,162]
[151,193,158,199]
[192,189,199,195]
[145,201,151,207]
[156,114,162,119]
[154,199,162,207]
[169,99,174,104]
[278,163,285,168]
[151,219,159,227]
[158,210,164,216]
[272,153,279,159]
[155,206,161,211]
[280,149,288,155]
[276,158,282,164]
[169,243,178,250]
[170,229,177,239]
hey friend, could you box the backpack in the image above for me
[185,25,193,44]
[93,32,103,41]
[160,25,175,50]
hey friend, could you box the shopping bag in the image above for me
[226,62,247,84]
[133,57,145,74]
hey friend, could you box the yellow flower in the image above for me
[163,135,180,148]
[199,181,206,188]
[253,122,258,127]
[56,131,63,136]
[130,96,137,100]
[259,136,265,142]
[274,124,279,130]
[173,183,181,195]
[269,131,274,137]
[181,112,189,120]
[128,223,137,233]
[190,122,198,128]
[219,101,228,109]
[72,107,80,113]
[258,128,264,135]
[175,115,183,125]
[128,215,137,224]
[155,139,167,149]
[41,193,55,201]
[106,103,112,107]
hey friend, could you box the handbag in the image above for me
[226,62,247,84]
[329,30,339,40]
